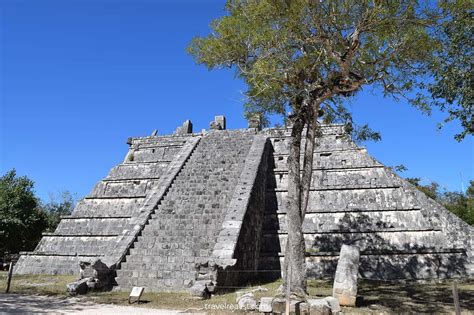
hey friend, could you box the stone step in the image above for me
[159,200,226,208]
[156,202,230,210]
[117,269,195,280]
[116,130,255,291]
[165,188,234,195]
[119,261,195,273]
[115,276,192,290]
[152,204,228,214]
[122,254,194,264]
[145,216,223,225]
[172,177,239,183]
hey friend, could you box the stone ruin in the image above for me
[67,259,115,295]
[15,115,473,293]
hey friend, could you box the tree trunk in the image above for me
[301,103,320,218]
[282,115,307,296]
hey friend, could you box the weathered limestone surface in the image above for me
[15,133,200,275]
[174,120,193,135]
[209,116,226,130]
[259,124,473,280]
[211,135,270,287]
[116,129,260,291]
[15,119,473,288]
[333,245,360,306]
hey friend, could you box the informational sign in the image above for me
[128,286,145,304]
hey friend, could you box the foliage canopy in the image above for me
[189,0,452,122]
[407,178,474,225]
[0,170,48,256]
[0,170,76,258]
[188,0,473,293]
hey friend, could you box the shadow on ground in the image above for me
[357,280,474,313]
[0,294,95,314]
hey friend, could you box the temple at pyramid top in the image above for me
[15,115,473,292]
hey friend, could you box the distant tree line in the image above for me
[407,178,474,226]
[0,169,76,260]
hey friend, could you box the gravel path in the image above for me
[0,294,192,314]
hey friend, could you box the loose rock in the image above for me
[271,297,286,313]
[324,296,341,313]
[259,297,273,313]
[307,299,331,315]
[66,278,89,296]
[236,293,257,311]
[188,280,210,299]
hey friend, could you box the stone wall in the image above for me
[259,124,474,280]
[15,134,199,275]
[214,137,271,287]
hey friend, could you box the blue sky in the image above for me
[1,0,472,202]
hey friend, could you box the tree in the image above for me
[43,191,76,232]
[0,169,48,258]
[443,191,474,225]
[407,178,474,225]
[406,177,440,200]
[429,1,473,141]
[188,0,461,294]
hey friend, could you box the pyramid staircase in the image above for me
[115,130,256,291]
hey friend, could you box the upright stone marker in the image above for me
[175,120,193,135]
[215,115,226,130]
[333,244,360,307]
[247,113,262,130]
[209,115,226,130]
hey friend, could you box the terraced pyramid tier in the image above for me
[15,134,200,275]
[15,120,472,289]
[258,125,473,280]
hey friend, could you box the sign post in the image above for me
[129,286,145,304]
[5,262,13,293]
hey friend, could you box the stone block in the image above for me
[307,298,331,315]
[209,115,226,130]
[247,113,262,130]
[67,278,89,296]
[271,298,307,314]
[333,244,360,307]
[236,293,257,311]
[259,297,273,313]
[189,280,210,299]
[271,297,286,313]
[175,120,193,135]
[323,296,341,313]
[215,115,226,130]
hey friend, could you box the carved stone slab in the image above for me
[333,244,360,306]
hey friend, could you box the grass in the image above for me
[1,271,473,314]
[0,271,75,297]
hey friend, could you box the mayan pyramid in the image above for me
[15,116,473,291]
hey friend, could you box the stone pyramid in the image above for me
[15,118,473,292]
[260,125,473,281]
